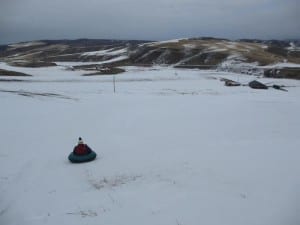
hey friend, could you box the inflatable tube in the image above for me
[68,151,97,163]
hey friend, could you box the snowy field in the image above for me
[1,63,300,225]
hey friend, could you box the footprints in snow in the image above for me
[67,209,99,218]
[155,88,220,96]
[87,172,142,190]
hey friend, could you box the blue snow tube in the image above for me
[68,151,97,163]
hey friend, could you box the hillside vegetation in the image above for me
[0,37,299,78]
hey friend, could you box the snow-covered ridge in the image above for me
[217,54,262,75]
[142,38,187,47]
[286,42,300,51]
[81,48,128,56]
[1,38,299,78]
[55,55,129,67]
[8,41,45,48]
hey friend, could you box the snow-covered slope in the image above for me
[81,47,128,57]
[0,64,300,225]
[1,38,299,70]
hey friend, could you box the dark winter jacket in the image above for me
[73,144,92,155]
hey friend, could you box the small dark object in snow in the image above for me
[248,80,268,89]
[68,137,97,163]
[225,80,241,86]
[68,151,97,163]
[272,84,281,89]
[272,84,288,92]
[220,77,241,86]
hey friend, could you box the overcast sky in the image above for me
[0,0,299,44]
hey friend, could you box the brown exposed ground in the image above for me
[0,38,299,79]
[83,67,125,76]
[0,69,32,76]
[8,61,57,67]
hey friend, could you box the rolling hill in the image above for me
[0,37,299,78]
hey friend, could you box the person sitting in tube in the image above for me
[73,137,92,155]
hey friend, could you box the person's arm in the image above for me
[86,145,92,153]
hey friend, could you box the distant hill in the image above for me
[0,37,299,78]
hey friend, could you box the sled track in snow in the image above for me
[0,89,78,100]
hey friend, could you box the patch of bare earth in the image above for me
[0,69,32,76]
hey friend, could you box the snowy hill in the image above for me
[0,37,299,79]
[0,62,300,225]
